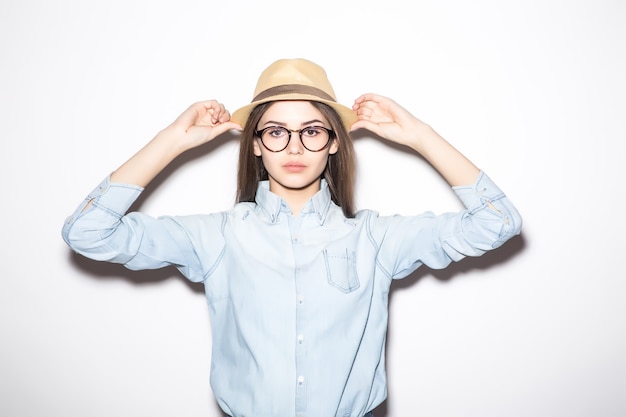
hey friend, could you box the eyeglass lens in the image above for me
[258,126,332,152]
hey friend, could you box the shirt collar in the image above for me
[255,179,333,225]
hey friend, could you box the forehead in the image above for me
[260,101,328,125]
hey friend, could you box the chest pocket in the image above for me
[323,248,360,293]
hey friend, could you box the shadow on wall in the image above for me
[397,231,527,286]
[68,251,205,294]
[377,233,528,417]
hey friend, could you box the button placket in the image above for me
[288,212,310,414]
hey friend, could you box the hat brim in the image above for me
[231,94,358,132]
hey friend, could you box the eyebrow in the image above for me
[260,119,326,127]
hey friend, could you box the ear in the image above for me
[253,138,262,156]
[328,138,339,155]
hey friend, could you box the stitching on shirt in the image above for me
[323,248,360,293]
[200,212,228,281]
[364,211,393,281]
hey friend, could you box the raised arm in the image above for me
[63,100,240,271]
[111,100,241,187]
[351,93,479,187]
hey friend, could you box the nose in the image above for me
[286,131,304,154]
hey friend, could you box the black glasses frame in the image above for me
[254,126,335,152]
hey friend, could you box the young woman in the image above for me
[62,58,522,417]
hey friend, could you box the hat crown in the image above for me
[231,58,357,130]
[253,58,337,101]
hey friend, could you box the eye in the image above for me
[301,126,325,137]
[265,127,288,138]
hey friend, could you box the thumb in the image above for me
[350,119,380,135]
[211,121,243,136]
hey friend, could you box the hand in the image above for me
[350,93,430,151]
[352,93,480,186]
[164,100,242,152]
[110,100,241,187]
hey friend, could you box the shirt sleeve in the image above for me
[369,171,522,279]
[61,176,225,282]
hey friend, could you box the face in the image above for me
[253,101,338,199]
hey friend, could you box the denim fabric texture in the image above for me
[63,172,521,417]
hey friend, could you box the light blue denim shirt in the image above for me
[62,171,521,417]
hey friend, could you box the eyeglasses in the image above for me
[255,126,335,152]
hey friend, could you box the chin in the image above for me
[271,176,322,192]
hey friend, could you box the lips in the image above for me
[283,161,306,172]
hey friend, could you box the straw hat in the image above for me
[231,58,358,130]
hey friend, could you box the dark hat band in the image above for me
[253,84,336,102]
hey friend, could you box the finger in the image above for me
[197,101,221,125]
[177,100,218,127]
[354,106,374,119]
[353,99,377,115]
[212,106,231,125]
[353,93,381,105]
[210,103,226,124]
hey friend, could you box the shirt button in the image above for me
[297,334,304,344]
[297,376,305,385]
[298,295,304,305]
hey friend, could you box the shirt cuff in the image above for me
[86,176,144,217]
[452,171,506,211]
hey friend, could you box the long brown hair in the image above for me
[236,101,357,218]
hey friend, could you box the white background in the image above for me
[1,0,624,416]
